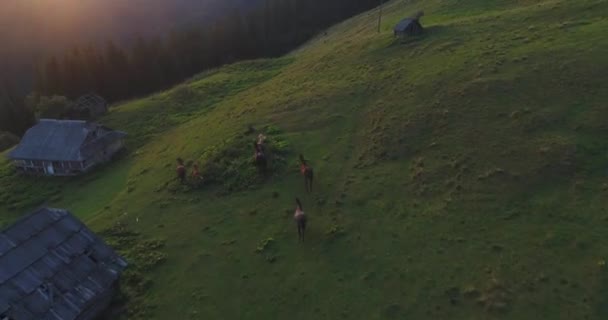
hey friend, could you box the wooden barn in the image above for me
[7,119,126,176]
[394,11,424,37]
[0,208,127,320]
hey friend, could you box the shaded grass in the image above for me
[97,222,168,319]
[102,58,293,149]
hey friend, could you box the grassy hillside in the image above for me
[2,0,608,318]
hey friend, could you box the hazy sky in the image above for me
[0,0,256,89]
[1,0,200,51]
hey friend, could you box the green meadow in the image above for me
[2,0,608,318]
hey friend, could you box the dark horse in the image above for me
[253,142,267,172]
[294,198,307,242]
[176,158,186,183]
[299,154,314,193]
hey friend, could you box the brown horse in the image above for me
[294,198,307,242]
[299,154,314,193]
[253,142,267,172]
[176,158,186,183]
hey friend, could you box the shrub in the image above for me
[35,95,73,119]
[265,125,282,135]
[171,84,199,105]
[196,126,291,192]
[99,223,167,319]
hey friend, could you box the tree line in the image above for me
[0,84,36,136]
[1,0,380,136]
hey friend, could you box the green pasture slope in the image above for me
[2,0,608,318]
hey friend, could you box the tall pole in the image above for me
[377,0,383,33]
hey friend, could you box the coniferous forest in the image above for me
[0,0,380,137]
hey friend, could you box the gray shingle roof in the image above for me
[0,208,127,320]
[8,119,126,162]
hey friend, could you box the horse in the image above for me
[299,154,314,193]
[294,198,307,242]
[176,158,186,183]
[253,142,267,172]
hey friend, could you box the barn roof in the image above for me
[394,18,420,32]
[8,119,126,162]
[0,208,127,320]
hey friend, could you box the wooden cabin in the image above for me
[7,119,126,176]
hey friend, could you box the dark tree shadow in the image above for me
[595,269,608,318]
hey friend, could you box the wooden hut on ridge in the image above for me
[394,11,425,37]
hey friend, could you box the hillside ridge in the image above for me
[1,0,608,318]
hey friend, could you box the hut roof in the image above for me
[394,18,420,32]
[0,208,127,319]
[8,119,126,162]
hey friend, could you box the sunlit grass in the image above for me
[2,0,608,318]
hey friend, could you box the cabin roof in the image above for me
[7,119,125,162]
[0,208,127,319]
